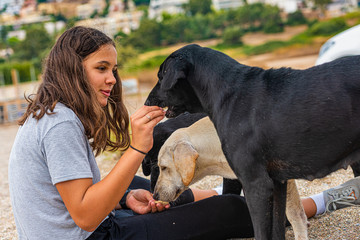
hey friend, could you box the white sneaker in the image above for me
[323,177,360,213]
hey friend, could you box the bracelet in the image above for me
[129,145,147,155]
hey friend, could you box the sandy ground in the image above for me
[0,124,18,240]
[1,31,360,239]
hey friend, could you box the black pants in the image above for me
[87,176,254,240]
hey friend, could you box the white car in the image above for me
[315,24,360,65]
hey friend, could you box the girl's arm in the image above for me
[191,188,219,201]
[56,106,165,232]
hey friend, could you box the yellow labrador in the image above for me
[154,117,308,240]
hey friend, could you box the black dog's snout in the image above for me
[152,192,159,201]
[144,99,151,106]
[144,97,164,108]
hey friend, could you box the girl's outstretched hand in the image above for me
[126,189,170,214]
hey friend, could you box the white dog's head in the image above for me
[153,139,199,202]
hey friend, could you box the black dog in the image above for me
[142,111,243,194]
[145,44,360,240]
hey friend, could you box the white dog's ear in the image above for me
[173,141,199,186]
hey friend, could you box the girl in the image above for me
[8,26,166,239]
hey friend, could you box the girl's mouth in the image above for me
[101,90,111,97]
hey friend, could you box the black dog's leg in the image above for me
[234,161,275,240]
[272,180,287,240]
[351,162,360,177]
[241,176,273,239]
[222,178,242,195]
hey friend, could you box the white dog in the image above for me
[154,117,308,240]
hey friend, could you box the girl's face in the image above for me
[83,44,118,107]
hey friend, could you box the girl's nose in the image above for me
[107,72,117,85]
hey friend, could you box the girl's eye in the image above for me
[97,66,106,71]
[112,69,118,78]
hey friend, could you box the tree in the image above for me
[184,0,212,16]
[261,5,284,33]
[114,41,138,69]
[100,0,110,17]
[229,3,284,33]
[12,25,53,61]
[51,13,67,22]
[161,15,188,44]
[0,25,12,45]
[234,3,266,31]
[222,26,244,45]
[309,0,332,16]
[133,0,150,6]
[185,14,213,40]
[287,11,307,26]
[122,18,161,50]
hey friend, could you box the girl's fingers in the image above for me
[136,109,165,126]
[146,114,165,128]
[144,110,165,124]
[129,106,165,153]
[131,106,165,125]
[149,200,168,213]
[149,201,157,213]
[132,106,164,120]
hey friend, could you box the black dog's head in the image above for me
[145,44,204,118]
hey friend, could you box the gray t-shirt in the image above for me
[8,103,102,240]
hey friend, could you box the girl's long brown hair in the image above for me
[18,26,130,155]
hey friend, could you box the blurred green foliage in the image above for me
[133,0,150,6]
[137,55,168,69]
[183,0,212,16]
[307,17,348,36]
[287,11,308,26]
[118,2,285,52]
[2,2,360,82]
[222,26,244,45]
[0,61,39,85]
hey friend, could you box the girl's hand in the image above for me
[130,106,165,154]
[126,189,170,214]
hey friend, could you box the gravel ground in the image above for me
[0,124,19,240]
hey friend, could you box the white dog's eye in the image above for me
[160,166,167,171]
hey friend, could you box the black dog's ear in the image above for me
[160,69,185,91]
[160,58,187,91]
[142,156,152,176]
